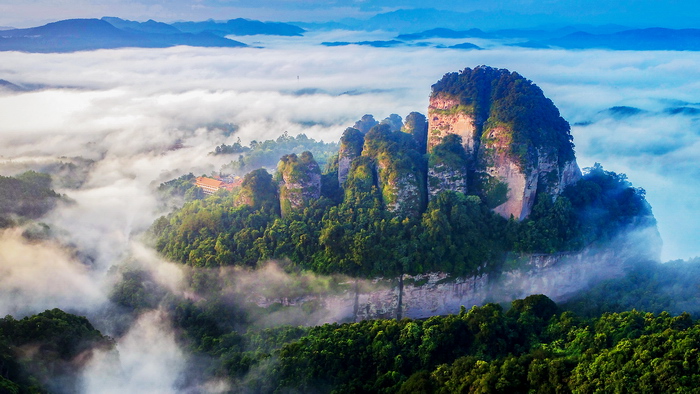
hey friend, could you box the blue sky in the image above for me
[1,0,699,28]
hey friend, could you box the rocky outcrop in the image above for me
[376,155,424,217]
[402,112,428,154]
[337,127,364,186]
[360,124,426,217]
[353,114,378,133]
[428,94,479,156]
[428,66,581,219]
[380,114,403,132]
[243,226,662,322]
[277,151,321,216]
[428,134,468,197]
[338,67,582,220]
[234,168,279,212]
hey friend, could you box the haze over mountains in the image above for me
[0,17,304,52]
[2,10,700,53]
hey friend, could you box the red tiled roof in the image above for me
[196,177,223,189]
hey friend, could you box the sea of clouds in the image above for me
[1,32,699,391]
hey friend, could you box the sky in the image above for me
[1,0,700,28]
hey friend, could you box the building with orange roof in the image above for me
[195,177,224,195]
[195,176,243,195]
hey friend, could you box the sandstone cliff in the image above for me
[277,151,321,216]
[428,66,581,219]
[360,124,426,218]
[234,168,279,212]
[337,127,364,186]
[402,111,428,154]
[243,225,662,322]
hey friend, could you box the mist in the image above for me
[1,31,699,391]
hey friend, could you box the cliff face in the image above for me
[375,155,424,217]
[235,168,279,212]
[361,124,426,218]
[402,112,428,154]
[243,225,662,322]
[428,66,581,220]
[428,134,468,197]
[428,94,479,156]
[337,67,581,220]
[277,152,321,216]
[338,127,364,186]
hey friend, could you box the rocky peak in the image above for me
[428,66,581,220]
[361,124,426,218]
[353,114,378,133]
[277,151,321,216]
[235,168,279,212]
[338,127,365,186]
[380,114,404,132]
[402,112,428,155]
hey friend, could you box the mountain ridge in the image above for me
[0,17,309,52]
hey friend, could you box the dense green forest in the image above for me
[152,159,652,278]
[0,309,114,393]
[9,289,700,393]
[0,171,61,228]
[563,257,700,318]
[272,295,700,393]
[107,286,700,393]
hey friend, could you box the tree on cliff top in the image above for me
[431,66,575,166]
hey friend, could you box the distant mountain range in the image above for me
[321,39,481,50]
[293,8,656,34]
[0,17,304,53]
[171,18,304,36]
[0,79,25,91]
[517,28,700,50]
[395,26,700,51]
[1,11,699,53]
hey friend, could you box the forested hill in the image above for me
[0,171,61,228]
[151,67,656,278]
[0,309,114,392]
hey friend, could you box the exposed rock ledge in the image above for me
[247,226,661,323]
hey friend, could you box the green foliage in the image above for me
[236,168,280,213]
[0,309,113,393]
[157,172,203,202]
[211,138,250,155]
[562,257,700,318]
[109,268,168,311]
[154,161,653,277]
[428,134,468,170]
[563,163,654,244]
[477,174,509,209]
[0,171,60,226]
[267,296,700,393]
[220,132,338,175]
[431,66,575,168]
